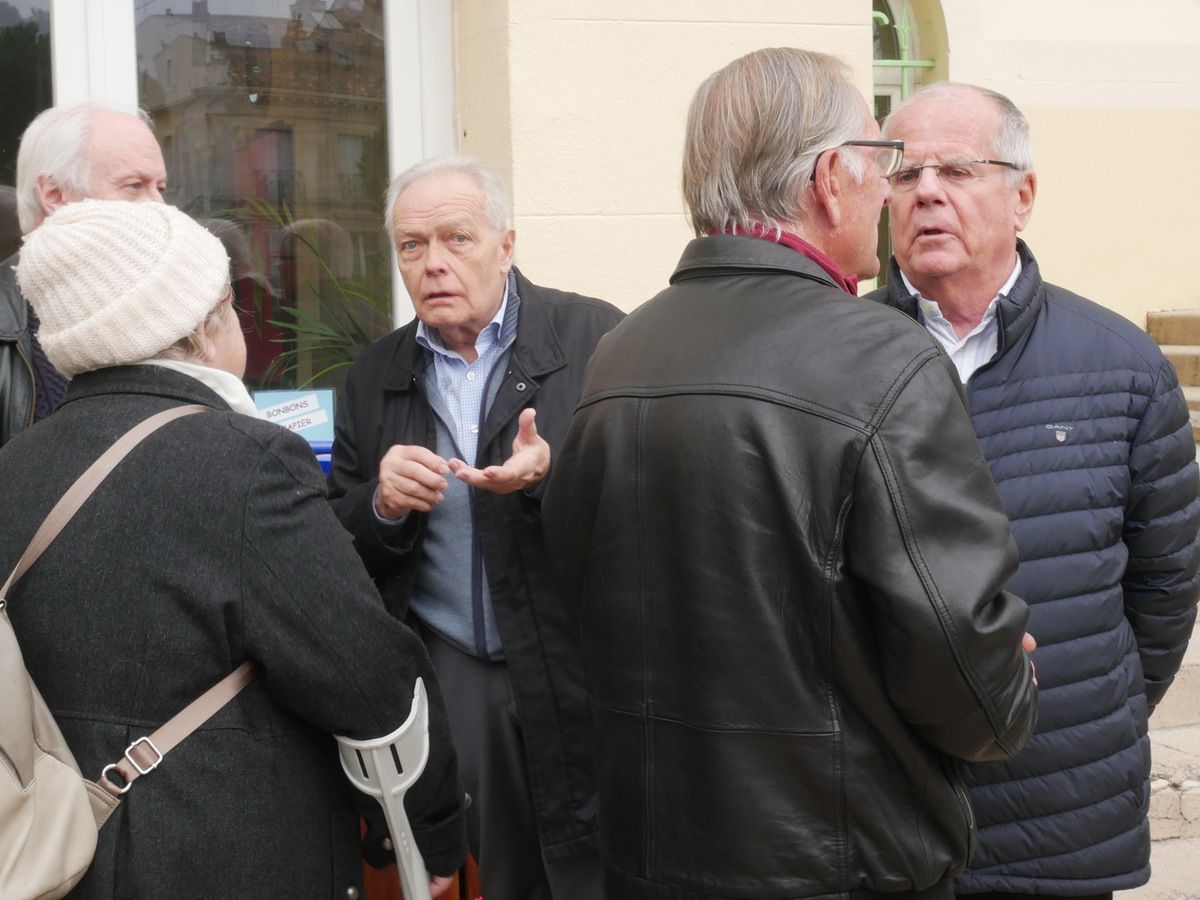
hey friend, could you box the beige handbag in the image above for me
[0,405,255,900]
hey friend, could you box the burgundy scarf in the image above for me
[718,224,858,296]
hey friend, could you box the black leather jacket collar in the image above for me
[672,233,841,289]
[0,252,35,447]
[383,266,567,393]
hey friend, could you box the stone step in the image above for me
[1154,641,1200,731]
[1148,309,1200,346]
[1161,346,1200,386]
[1121,833,1200,898]
[1150,723,1200,841]
[1185,386,1200,412]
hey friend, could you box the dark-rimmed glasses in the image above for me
[840,140,905,177]
[888,159,1022,191]
[810,140,905,180]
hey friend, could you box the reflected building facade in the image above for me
[136,0,391,390]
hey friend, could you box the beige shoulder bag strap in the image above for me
[0,403,257,800]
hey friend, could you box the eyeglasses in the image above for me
[810,140,905,180]
[888,159,1023,191]
[840,140,905,177]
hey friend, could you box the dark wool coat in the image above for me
[871,240,1200,894]
[0,365,465,899]
[327,269,623,862]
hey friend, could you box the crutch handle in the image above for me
[336,678,432,900]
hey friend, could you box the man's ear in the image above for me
[810,150,844,228]
[499,228,516,274]
[1014,170,1037,232]
[35,174,67,220]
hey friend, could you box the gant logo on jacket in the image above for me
[1045,423,1075,443]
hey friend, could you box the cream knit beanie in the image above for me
[16,200,230,377]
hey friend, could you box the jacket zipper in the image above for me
[950,770,977,860]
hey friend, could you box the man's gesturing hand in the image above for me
[374,444,451,519]
[448,407,550,495]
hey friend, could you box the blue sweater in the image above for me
[871,241,1200,894]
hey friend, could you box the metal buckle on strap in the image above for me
[99,735,163,796]
[99,764,132,796]
[123,736,164,775]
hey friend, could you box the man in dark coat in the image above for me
[869,82,1200,899]
[327,155,623,900]
[542,48,1038,900]
[1,101,169,449]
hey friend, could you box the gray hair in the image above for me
[156,289,233,363]
[682,48,869,237]
[15,101,154,234]
[883,82,1034,186]
[383,154,513,238]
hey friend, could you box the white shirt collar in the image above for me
[900,257,1022,384]
[900,255,1022,315]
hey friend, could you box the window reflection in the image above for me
[0,0,51,256]
[135,0,392,391]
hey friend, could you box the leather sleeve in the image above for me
[844,349,1038,762]
[242,427,465,873]
[1123,358,1200,712]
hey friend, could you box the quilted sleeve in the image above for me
[1123,357,1200,712]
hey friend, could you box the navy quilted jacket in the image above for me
[871,241,1200,894]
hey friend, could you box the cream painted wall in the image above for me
[455,1,1200,323]
[935,0,1200,325]
[456,1,876,311]
[1020,108,1200,319]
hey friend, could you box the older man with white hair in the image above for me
[0,101,167,447]
[869,81,1200,900]
[328,154,623,900]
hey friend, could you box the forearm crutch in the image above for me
[337,678,432,900]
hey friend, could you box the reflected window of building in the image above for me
[0,0,51,259]
[135,0,393,392]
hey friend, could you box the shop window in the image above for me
[0,0,51,258]
[135,0,392,391]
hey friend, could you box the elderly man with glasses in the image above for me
[869,82,1200,900]
[543,48,1039,900]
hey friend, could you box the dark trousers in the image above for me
[961,894,1113,900]
[423,627,602,900]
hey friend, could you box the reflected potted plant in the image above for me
[222,196,394,390]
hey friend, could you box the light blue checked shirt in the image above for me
[405,275,520,658]
[415,281,515,464]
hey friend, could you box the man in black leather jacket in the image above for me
[543,48,1038,900]
[0,261,40,447]
[1,101,168,448]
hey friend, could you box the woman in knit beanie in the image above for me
[15,199,255,411]
[0,200,466,898]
